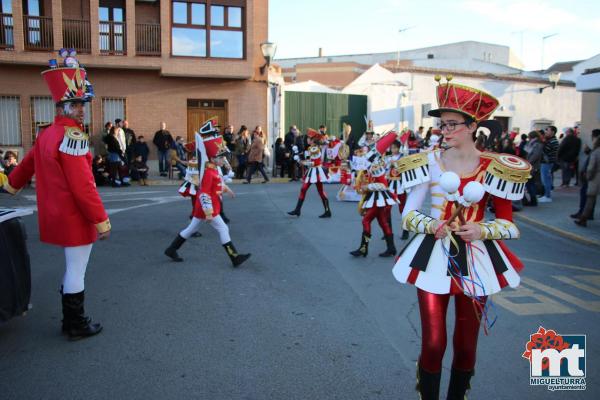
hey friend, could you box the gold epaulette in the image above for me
[58,126,89,156]
[394,152,429,174]
[485,153,531,184]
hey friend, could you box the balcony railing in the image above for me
[63,19,91,54]
[0,13,14,49]
[99,20,126,55]
[135,23,160,56]
[23,15,53,51]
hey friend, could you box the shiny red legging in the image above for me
[299,182,328,200]
[362,205,393,236]
[417,288,486,373]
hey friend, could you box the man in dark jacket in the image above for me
[285,125,298,181]
[557,128,581,187]
[539,126,559,202]
[133,135,150,163]
[123,120,136,163]
[152,122,174,177]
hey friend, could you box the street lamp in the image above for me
[539,72,561,93]
[260,41,277,75]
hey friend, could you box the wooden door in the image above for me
[187,100,228,143]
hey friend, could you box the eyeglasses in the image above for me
[439,122,468,132]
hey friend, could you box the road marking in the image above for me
[522,277,600,312]
[494,285,575,315]
[99,190,171,197]
[553,275,600,297]
[520,257,598,273]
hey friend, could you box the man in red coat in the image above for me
[164,118,250,267]
[2,51,110,340]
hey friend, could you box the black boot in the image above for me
[318,198,332,218]
[416,364,441,400]
[350,232,370,257]
[401,229,409,240]
[165,234,186,262]
[447,368,474,400]
[223,241,251,267]
[287,198,304,217]
[379,234,397,257]
[61,291,103,340]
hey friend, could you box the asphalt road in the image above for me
[1,183,598,400]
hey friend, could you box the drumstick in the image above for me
[447,204,466,226]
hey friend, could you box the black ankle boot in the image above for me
[379,234,396,257]
[318,198,332,218]
[447,368,473,400]
[350,232,370,257]
[416,364,441,400]
[223,241,251,267]
[401,229,409,240]
[61,291,102,341]
[165,234,186,262]
[287,198,304,217]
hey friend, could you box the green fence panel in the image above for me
[284,91,366,142]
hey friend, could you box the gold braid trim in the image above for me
[478,218,520,240]
[403,210,436,234]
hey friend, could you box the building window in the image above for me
[0,95,21,145]
[102,97,126,126]
[31,97,91,142]
[171,0,244,59]
[1,0,14,49]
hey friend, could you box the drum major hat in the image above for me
[197,117,227,159]
[428,75,499,122]
[42,48,94,104]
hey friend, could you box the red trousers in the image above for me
[417,289,486,373]
[362,205,392,236]
[299,182,327,201]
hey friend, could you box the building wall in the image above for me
[580,92,600,146]
[135,1,160,24]
[343,69,581,135]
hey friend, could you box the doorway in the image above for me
[493,116,510,133]
[187,99,228,143]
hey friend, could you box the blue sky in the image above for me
[269,0,600,70]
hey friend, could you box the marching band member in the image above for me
[325,135,344,183]
[392,76,530,399]
[165,118,250,267]
[336,146,369,202]
[350,133,399,257]
[386,140,409,240]
[288,129,332,218]
[2,50,110,340]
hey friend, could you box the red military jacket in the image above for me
[192,163,222,219]
[5,115,110,247]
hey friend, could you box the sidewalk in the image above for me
[515,185,600,247]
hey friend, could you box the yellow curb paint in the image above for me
[514,213,600,248]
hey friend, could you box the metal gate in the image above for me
[284,92,367,141]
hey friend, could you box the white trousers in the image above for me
[63,244,93,294]
[180,215,231,244]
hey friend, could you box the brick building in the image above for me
[0,0,268,160]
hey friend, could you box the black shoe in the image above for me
[401,229,409,240]
[574,219,588,227]
[379,235,397,257]
[288,198,304,217]
[318,198,332,218]
[447,368,473,400]
[243,181,250,184]
[223,241,251,267]
[165,234,186,262]
[416,363,441,400]
[570,213,581,219]
[350,232,370,257]
[262,180,269,184]
[61,291,103,341]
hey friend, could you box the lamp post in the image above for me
[260,41,279,174]
[539,71,561,93]
[396,26,415,67]
[260,41,277,75]
[541,33,557,70]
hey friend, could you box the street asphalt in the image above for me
[1,182,598,400]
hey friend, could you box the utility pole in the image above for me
[396,26,415,67]
[541,33,558,71]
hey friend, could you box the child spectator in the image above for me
[3,151,19,175]
[92,155,110,186]
[131,155,149,185]
[133,135,150,163]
